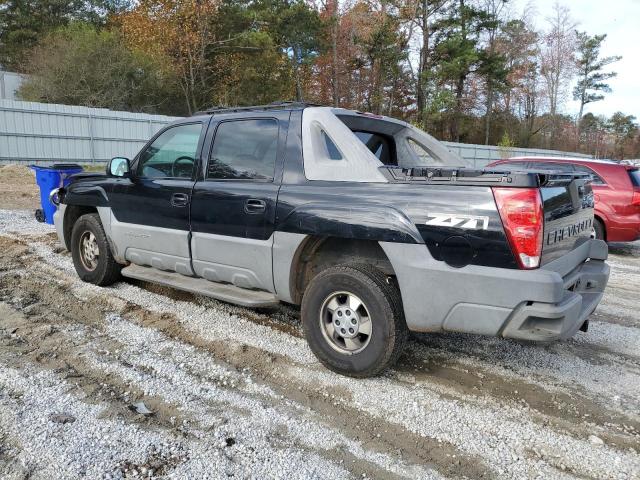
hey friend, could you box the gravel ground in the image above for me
[0,207,638,479]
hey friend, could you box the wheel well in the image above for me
[289,236,396,304]
[63,205,97,248]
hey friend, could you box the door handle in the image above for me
[171,193,189,207]
[244,198,267,214]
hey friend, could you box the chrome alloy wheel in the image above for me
[320,292,372,354]
[79,231,100,271]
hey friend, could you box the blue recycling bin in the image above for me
[30,163,83,224]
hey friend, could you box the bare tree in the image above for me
[539,1,576,146]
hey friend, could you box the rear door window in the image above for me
[207,119,278,180]
[529,162,575,173]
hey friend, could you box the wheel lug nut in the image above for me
[337,311,343,317]
[346,310,351,316]
[351,318,356,325]
[348,328,354,334]
[335,320,340,326]
[341,328,346,334]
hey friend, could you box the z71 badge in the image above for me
[425,213,489,230]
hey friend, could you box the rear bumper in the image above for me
[380,239,610,341]
[500,256,609,340]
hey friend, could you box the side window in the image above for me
[530,162,575,173]
[573,165,606,185]
[138,123,202,178]
[208,119,278,180]
[322,131,343,160]
[490,161,528,170]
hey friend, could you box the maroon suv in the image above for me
[488,157,640,242]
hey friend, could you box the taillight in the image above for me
[492,187,544,269]
[632,189,640,207]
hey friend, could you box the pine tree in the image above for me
[573,31,621,122]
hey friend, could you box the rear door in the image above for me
[189,113,288,292]
[109,122,206,275]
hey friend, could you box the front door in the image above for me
[189,115,286,292]
[109,122,206,275]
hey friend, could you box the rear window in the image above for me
[628,168,640,187]
[354,131,395,165]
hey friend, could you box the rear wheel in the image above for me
[71,213,122,286]
[301,264,407,377]
[593,218,605,241]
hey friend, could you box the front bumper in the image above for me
[380,238,610,341]
[53,204,68,250]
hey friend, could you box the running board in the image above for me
[121,265,279,308]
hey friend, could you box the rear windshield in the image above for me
[629,168,640,186]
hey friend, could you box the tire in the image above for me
[593,218,605,241]
[70,213,122,286]
[301,264,408,377]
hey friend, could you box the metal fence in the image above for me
[443,142,592,167]
[0,99,180,165]
[0,99,591,166]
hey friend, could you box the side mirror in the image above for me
[107,157,131,177]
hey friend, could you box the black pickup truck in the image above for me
[52,102,610,377]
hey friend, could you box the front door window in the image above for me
[138,123,202,178]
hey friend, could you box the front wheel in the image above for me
[301,264,407,377]
[71,213,122,286]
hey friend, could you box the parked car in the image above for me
[51,103,610,377]
[488,157,640,242]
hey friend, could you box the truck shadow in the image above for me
[608,240,640,256]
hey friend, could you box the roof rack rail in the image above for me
[194,101,322,116]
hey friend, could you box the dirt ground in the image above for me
[0,167,638,479]
[0,164,40,210]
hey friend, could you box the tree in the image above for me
[607,112,637,160]
[0,0,130,71]
[539,1,576,147]
[252,0,321,101]
[579,113,607,158]
[431,0,504,141]
[18,23,180,113]
[479,0,509,145]
[409,0,449,127]
[119,0,222,115]
[573,31,621,123]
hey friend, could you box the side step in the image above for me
[121,264,279,308]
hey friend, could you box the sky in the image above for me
[513,0,640,119]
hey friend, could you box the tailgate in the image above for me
[540,175,595,265]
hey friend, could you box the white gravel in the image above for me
[1,208,639,479]
[0,209,54,236]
